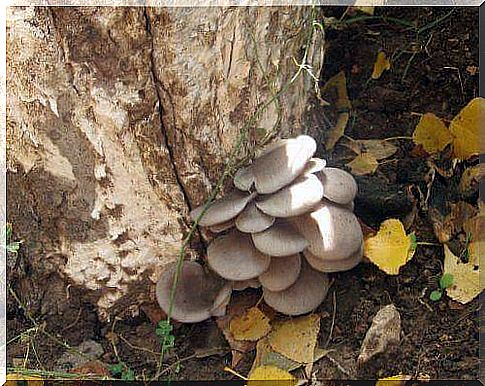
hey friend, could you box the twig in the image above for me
[325,291,337,348]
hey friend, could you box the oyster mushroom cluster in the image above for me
[156,135,363,322]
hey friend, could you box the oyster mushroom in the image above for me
[255,173,324,218]
[235,201,275,233]
[232,278,261,291]
[302,157,327,174]
[252,135,317,194]
[207,230,271,281]
[251,220,309,257]
[190,190,256,227]
[303,244,363,273]
[156,261,229,323]
[263,262,329,316]
[209,218,235,233]
[233,165,255,191]
[259,253,301,292]
[291,202,363,262]
[316,167,358,205]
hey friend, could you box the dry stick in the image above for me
[152,9,322,382]
[324,291,337,349]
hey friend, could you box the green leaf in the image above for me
[121,369,135,381]
[439,273,454,289]
[409,233,417,250]
[6,223,12,241]
[430,290,442,301]
[109,363,124,375]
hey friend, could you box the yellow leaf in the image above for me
[353,6,375,15]
[449,97,484,160]
[229,307,271,341]
[343,137,398,160]
[371,51,391,80]
[346,153,379,176]
[268,314,320,364]
[443,244,482,304]
[6,374,44,386]
[364,219,416,275]
[248,366,297,386]
[375,374,412,386]
[412,113,453,153]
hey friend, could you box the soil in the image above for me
[6,6,480,382]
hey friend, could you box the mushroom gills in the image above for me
[156,261,227,323]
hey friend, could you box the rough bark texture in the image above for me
[7,6,324,319]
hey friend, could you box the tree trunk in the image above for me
[7,6,324,320]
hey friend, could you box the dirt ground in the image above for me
[7,6,480,381]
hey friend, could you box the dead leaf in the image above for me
[375,374,412,386]
[342,137,398,160]
[412,113,453,154]
[321,71,351,151]
[358,304,401,365]
[229,307,271,342]
[466,65,478,75]
[371,51,391,80]
[346,153,379,176]
[352,6,375,15]
[459,163,485,197]
[429,201,477,243]
[449,97,484,160]
[6,374,45,386]
[72,360,111,377]
[364,219,416,275]
[268,314,320,364]
[443,244,482,304]
[248,366,297,386]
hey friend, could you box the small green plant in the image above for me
[430,272,454,301]
[109,362,135,381]
[156,319,175,351]
[2,223,22,254]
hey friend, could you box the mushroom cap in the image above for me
[316,167,358,205]
[209,219,235,233]
[190,190,256,227]
[235,201,275,233]
[232,278,261,291]
[255,173,324,218]
[251,221,309,257]
[259,253,301,292]
[233,165,255,191]
[303,244,363,273]
[291,202,363,261]
[263,262,329,316]
[156,261,226,323]
[209,282,233,317]
[302,157,327,174]
[207,231,271,281]
[252,135,317,194]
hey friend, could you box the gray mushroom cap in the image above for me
[233,165,255,191]
[302,157,327,174]
[207,231,271,281]
[190,190,256,227]
[209,219,235,233]
[235,201,275,233]
[251,221,309,257]
[232,278,261,291]
[303,244,363,273]
[263,262,329,316]
[259,253,301,292]
[316,167,358,205]
[291,202,363,261]
[156,261,227,323]
[255,173,324,218]
[252,135,317,194]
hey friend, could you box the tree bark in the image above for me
[7,6,324,319]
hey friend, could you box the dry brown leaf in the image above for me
[268,314,320,364]
[412,113,453,154]
[450,97,484,160]
[343,138,398,160]
[429,201,477,243]
[229,307,271,342]
[459,164,485,196]
[371,51,391,79]
[444,244,482,304]
[346,153,379,176]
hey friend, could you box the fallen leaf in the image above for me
[6,374,45,386]
[444,244,482,304]
[229,307,271,342]
[459,163,485,197]
[428,201,477,243]
[321,71,351,151]
[412,113,453,154]
[346,153,379,176]
[352,6,375,15]
[364,219,416,275]
[466,65,478,75]
[375,374,412,386]
[342,137,398,160]
[449,97,484,160]
[358,304,401,365]
[268,314,320,364]
[72,360,111,377]
[248,366,297,386]
[463,208,485,267]
[371,51,391,80]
